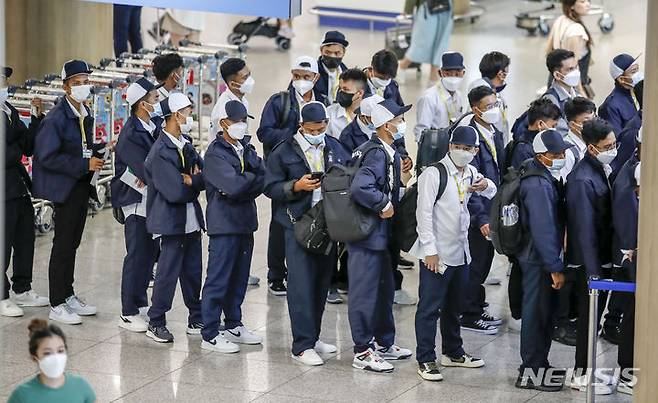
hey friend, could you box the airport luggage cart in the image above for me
[515,0,614,36]
[585,278,636,402]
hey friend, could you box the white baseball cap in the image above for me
[291,56,318,74]
[358,94,385,117]
[125,77,161,106]
[159,92,192,116]
[370,99,412,128]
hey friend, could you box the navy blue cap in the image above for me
[300,101,328,123]
[450,126,479,147]
[441,52,465,71]
[225,100,254,121]
[322,30,349,48]
[1,67,12,78]
[371,98,412,128]
[610,53,640,79]
[533,129,571,154]
[61,60,92,81]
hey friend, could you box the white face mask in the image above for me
[227,121,248,140]
[594,147,617,165]
[441,76,463,93]
[480,107,501,125]
[39,353,67,379]
[292,79,314,96]
[70,84,92,103]
[0,87,8,105]
[179,114,194,134]
[238,76,255,94]
[449,149,475,167]
[631,71,644,87]
[371,76,391,89]
[559,70,581,88]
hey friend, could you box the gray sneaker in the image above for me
[146,324,174,343]
[248,275,260,286]
[326,288,343,304]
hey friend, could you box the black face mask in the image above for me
[322,55,342,70]
[336,90,355,108]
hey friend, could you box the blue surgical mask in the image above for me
[304,132,326,146]
[549,158,566,171]
[389,121,407,141]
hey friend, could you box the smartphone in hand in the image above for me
[310,171,324,181]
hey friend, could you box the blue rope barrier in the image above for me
[588,279,636,293]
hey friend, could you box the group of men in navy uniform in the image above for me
[0,27,644,396]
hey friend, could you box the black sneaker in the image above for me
[515,373,564,392]
[481,311,503,326]
[326,288,343,304]
[417,362,443,381]
[268,280,287,296]
[461,319,498,335]
[186,322,204,335]
[146,324,174,343]
[398,255,414,269]
[601,326,621,345]
[552,323,577,346]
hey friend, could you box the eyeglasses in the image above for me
[593,142,619,152]
[480,101,501,111]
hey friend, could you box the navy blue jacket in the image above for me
[144,132,205,235]
[599,84,638,138]
[32,98,105,203]
[256,84,327,157]
[4,102,43,201]
[339,118,370,152]
[111,116,159,208]
[565,153,613,276]
[468,118,505,228]
[364,78,405,107]
[611,154,639,266]
[510,127,538,170]
[518,159,566,272]
[610,110,641,177]
[314,57,347,100]
[204,135,265,235]
[348,137,402,251]
[264,134,351,230]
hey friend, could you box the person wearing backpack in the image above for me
[514,129,569,392]
[413,126,493,381]
[263,102,351,366]
[508,99,561,170]
[413,51,466,143]
[565,118,616,395]
[460,85,505,335]
[257,56,326,297]
[347,99,413,373]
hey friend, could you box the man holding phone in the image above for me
[412,126,495,381]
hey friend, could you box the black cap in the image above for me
[300,101,328,123]
[441,52,465,70]
[61,60,93,81]
[1,67,13,78]
[322,30,349,48]
[224,100,254,121]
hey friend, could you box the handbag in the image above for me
[293,201,333,255]
[425,0,451,15]
[112,207,126,225]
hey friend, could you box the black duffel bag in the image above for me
[293,200,333,255]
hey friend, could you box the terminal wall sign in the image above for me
[78,0,302,19]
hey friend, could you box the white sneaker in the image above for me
[118,315,148,332]
[292,349,324,366]
[440,353,485,368]
[508,318,522,332]
[352,348,394,372]
[221,325,262,345]
[201,334,240,354]
[65,295,97,316]
[0,299,24,317]
[49,303,82,325]
[314,340,337,354]
[376,343,412,360]
[11,290,49,307]
[570,374,614,395]
[393,289,417,305]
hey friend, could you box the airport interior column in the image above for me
[635,0,658,400]
[5,0,112,82]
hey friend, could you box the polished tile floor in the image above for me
[1,0,646,401]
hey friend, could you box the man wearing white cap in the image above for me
[257,55,325,297]
[33,60,108,325]
[339,93,384,152]
[599,53,642,138]
[144,92,205,344]
[111,77,162,332]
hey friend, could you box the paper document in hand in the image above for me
[120,168,147,195]
[91,148,111,187]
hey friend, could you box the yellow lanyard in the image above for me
[305,148,323,172]
[631,91,640,110]
[437,85,455,122]
[477,125,497,161]
[237,150,244,173]
[331,74,340,101]
[79,116,88,150]
[345,109,354,124]
[453,174,466,204]
[177,148,185,170]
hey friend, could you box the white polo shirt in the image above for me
[414,83,464,142]
[210,89,250,135]
[326,103,354,139]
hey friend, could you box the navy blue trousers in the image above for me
[201,234,254,341]
[284,228,334,355]
[267,206,287,282]
[121,215,157,316]
[519,260,557,374]
[462,227,494,322]
[113,5,143,57]
[347,245,396,354]
[415,262,468,364]
[148,232,202,327]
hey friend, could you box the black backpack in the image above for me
[321,142,388,243]
[416,112,472,175]
[502,139,527,173]
[489,159,553,256]
[394,162,448,253]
